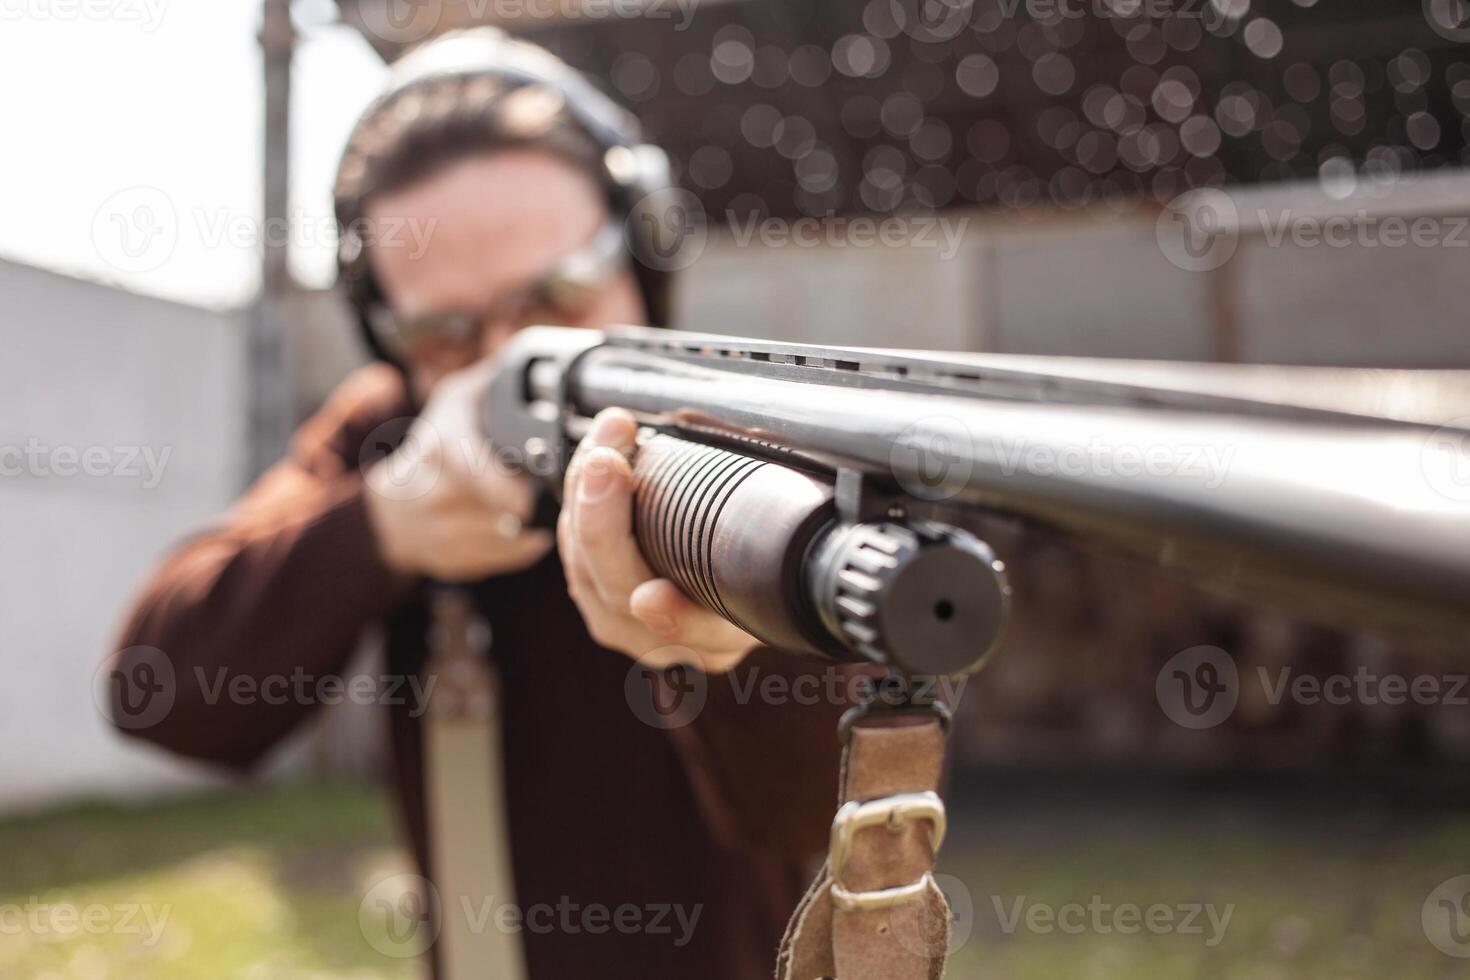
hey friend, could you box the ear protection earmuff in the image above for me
[335,27,675,366]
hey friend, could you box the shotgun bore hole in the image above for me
[934,599,955,621]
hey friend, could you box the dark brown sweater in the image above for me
[107,363,852,979]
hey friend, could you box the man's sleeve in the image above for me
[670,652,880,858]
[104,364,418,769]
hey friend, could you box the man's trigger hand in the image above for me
[559,408,759,674]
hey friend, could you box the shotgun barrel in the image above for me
[487,326,1470,674]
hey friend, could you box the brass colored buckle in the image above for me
[828,791,946,912]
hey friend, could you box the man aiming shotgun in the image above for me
[105,29,859,980]
[102,25,1470,980]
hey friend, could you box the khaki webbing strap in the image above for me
[777,717,951,980]
[425,589,527,980]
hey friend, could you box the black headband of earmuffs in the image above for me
[335,28,675,366]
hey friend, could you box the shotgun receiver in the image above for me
[486,325,1470,676]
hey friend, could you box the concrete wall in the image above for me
[677,170,1470,367]
[0,260,246,809]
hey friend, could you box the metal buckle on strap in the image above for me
[828,791,947,911]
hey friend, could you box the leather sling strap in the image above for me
[777,713,952,980]
[424,589,528,980]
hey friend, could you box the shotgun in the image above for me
[486,325,1470,677]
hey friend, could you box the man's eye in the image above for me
[513,304,566,328]
[543,280,600,315]
[536,294,597,326]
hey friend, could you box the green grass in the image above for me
[0,783,422,980]
[939,782,1470,980]
[2,780,1468,979]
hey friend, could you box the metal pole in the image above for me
[251,0,295,481]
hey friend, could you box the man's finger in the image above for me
[564,408,642,592]
[573,447,655,602]
[566,408,637,495]
[585,407,638,450]
[628,578,756,654]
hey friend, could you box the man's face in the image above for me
[365,149,647,399]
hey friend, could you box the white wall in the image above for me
[0,260,246,810]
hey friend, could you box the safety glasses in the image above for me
[366,222,627,363]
